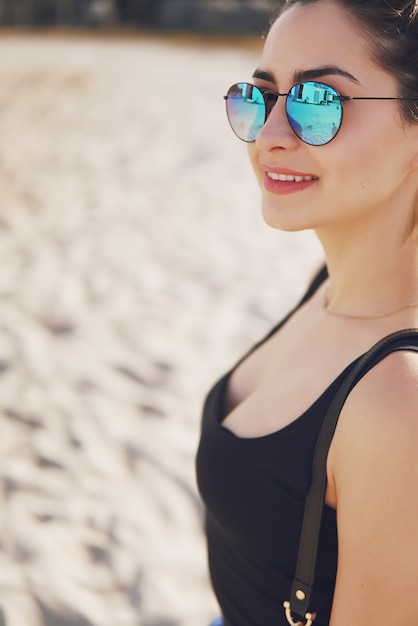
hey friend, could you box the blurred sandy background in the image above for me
[0,31,323,626]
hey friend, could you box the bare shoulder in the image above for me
[327,349,418,625]
[329,348,418,491]
[337,347,418,437]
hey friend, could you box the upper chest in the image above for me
[221,300,395,439]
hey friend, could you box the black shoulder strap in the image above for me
[285,329,418,626]
[300,265,328,306]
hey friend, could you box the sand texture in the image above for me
[0,32,323,626]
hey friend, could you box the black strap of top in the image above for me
[286,329,418,624]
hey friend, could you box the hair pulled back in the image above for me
[277,0,418,124]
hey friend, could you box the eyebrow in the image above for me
[252,66,360,85]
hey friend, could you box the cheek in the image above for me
[320,134,410,215]
[321,114,389,182]
[247,144,262,182]
[338,105,403,167]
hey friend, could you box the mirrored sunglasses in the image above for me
[224,81,416,147]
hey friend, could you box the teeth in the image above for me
[267,172,317,182]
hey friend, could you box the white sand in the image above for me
[0,32,323,626]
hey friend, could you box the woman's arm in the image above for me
[328,350,418,626]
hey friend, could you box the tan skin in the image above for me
[221,1,418,624]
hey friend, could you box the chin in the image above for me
[261,202,314,233]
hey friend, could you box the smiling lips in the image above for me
[267,171,318,182]
[264,170,318,194]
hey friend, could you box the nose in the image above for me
[255,97,299,152]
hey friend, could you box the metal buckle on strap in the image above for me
[283,601,316,626]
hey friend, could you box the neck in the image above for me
[315,220,418,319]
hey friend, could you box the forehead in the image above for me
[260,1,388,90]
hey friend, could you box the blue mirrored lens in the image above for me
[286,82,342,146]
[225,83,266,142]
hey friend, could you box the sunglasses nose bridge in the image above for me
[263,90,287,114]
[257,91,299,148]
[264,91,300,131]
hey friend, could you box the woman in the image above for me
[196,1,418,625]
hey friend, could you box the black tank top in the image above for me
[196,268,359,626]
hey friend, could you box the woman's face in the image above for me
[247,0,418,234]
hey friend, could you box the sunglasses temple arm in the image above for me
[342,96,418,101]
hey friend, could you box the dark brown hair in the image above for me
[274,0,418,123]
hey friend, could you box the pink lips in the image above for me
[262,167,319,195]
